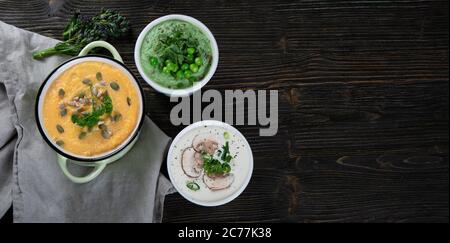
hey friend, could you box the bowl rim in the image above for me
[167,120,254,206]
[134,14,219,97]
[35,55,146,163]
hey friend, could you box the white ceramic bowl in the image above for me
[134,14,219,97]
[167,120,254,206]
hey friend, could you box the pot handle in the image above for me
[78,40,123,63]
[57,154,107,184]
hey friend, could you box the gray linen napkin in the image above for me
[0,21,175,223]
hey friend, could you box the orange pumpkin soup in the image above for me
[43,61,141,157]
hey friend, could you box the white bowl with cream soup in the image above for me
[167,120,253,206]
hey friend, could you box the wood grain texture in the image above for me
[0,0,448,223]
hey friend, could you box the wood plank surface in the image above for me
[0,0,448,223]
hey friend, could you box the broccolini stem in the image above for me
[32,47,60,60]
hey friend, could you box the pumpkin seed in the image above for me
[56,140,64,146]
[56,124,64,133]
[101,129,112,139]
[78,132,87,139]
[91,86,98,96]
[82,79,92,85]
[96,72,103,81]
[78,92,85,98]
[99,124,107,131]
[113,113,122,122]
[127,97,131,106]
[110,81,120,91]
[59,108,67,117]
[68,101,77,107]
[58,88,65,97]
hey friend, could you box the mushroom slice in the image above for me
[193,152,204,173]
[181,147,202,178]
[203,173,235,191]
[192,134,219,155]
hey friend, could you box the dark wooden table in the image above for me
[0,0,448,223]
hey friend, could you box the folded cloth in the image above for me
[0,21,175,223]
[0,82,15,218]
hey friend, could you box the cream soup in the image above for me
[42,61,140,157]
[168,124,252,203]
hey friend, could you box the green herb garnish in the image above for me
[202,153,225,175]
[220,141,233,163]
[150,26,205,85]
[186,182,200,191]
[202,142,234,175]
[71,94,112,128]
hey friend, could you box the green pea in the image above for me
[181,63,189,70]
[195,57,203,66]
[189,64,199,73]
[187,47,196,55]
[150,57,158,66]
[186,54,194,63]
[162,66,170,74]
[176,70,184,79]
[184,70,192,79]
[165,59,172,65]
[169,63,179,72]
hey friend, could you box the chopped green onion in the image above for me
[224,132,230,139]
[186,181,200,191]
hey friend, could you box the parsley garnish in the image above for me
[71,94,113,128]
[221,141,233,163]
[202,141,233,175]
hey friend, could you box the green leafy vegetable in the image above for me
[202,142,234,175]
[186,182,200,191]
[220,141,233,163]
[33,9,129,59]
[71,94,112,128]
[202,153,224,175]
